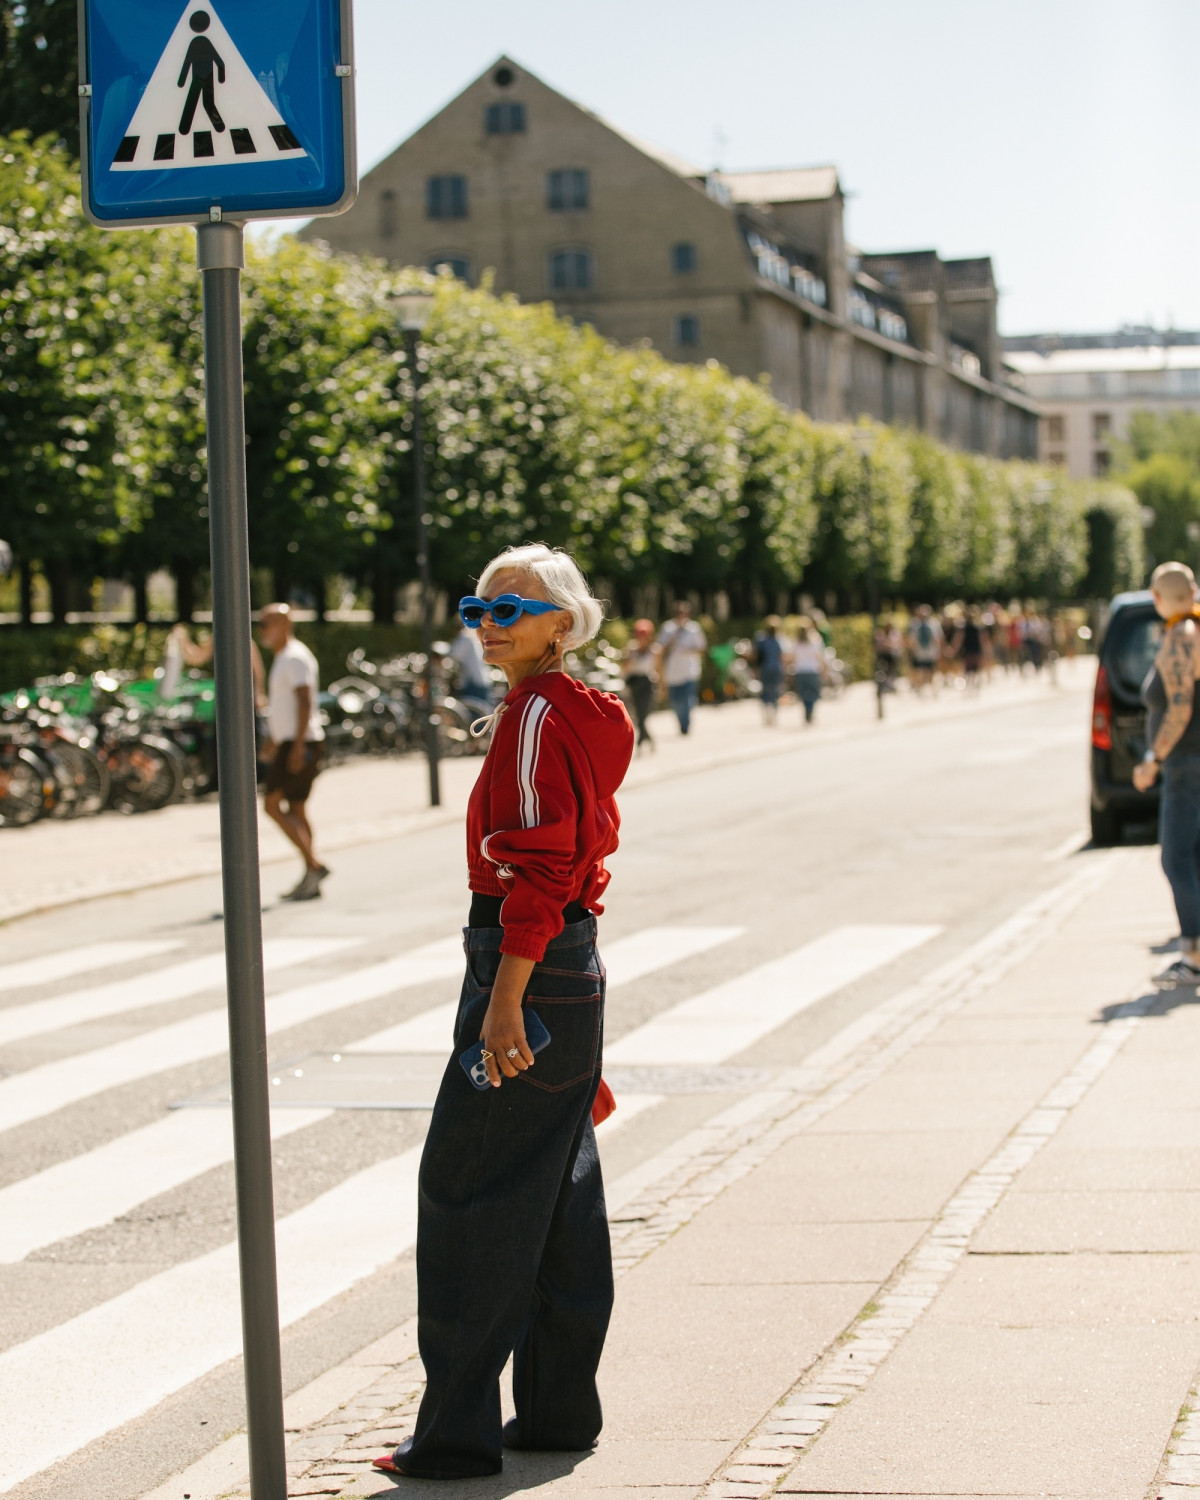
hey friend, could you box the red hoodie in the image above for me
[466,671,635,961]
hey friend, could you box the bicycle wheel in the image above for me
[0,746,52,826]
[107,734,185,814]
[46,741,110,818]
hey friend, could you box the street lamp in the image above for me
[396,289,440,808]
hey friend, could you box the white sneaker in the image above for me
[284,870,323,902]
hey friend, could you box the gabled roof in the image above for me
[716,166,840,205]
[599,121,705,181]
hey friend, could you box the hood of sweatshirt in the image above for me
[505,671,633,800]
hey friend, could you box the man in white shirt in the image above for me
[258,603,328,901]
[657,601,707,735]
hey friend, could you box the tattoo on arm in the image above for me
[1155,627,1197,759]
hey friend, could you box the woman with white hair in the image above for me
[375,543,634,1481]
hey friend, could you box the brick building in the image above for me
[306,57,1038,459]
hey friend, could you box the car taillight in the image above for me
[1092,664,1113,751]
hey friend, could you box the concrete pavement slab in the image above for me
[635,1212,929,1285]
[688,1128,1000,1224]
[782,1322,1196,1497]
[1017,1144,1200,1192]
[599,1281,868,1440]
[973,1188,1200,1252]
[933,1250,1200,1327]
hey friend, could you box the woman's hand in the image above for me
[480,953,537,1087]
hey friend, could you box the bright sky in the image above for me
[331,0,1193,337]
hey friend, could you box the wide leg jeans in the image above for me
[401,917,612,1478]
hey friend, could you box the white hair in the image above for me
[477,543,604,649]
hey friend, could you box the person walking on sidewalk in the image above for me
[257,604,328,902]
[657,600,706,736]
[753,615,785,725]
[1133,561,1200,984]
[622,617,659,752]
[790,618,824,725]
[374,543,634,1481]
[906,605,942,696]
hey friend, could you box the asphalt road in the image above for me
[0,669,1109,1500]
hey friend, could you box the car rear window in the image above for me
[1107,611,1161,697]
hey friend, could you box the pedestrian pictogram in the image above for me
[111,3,306,172]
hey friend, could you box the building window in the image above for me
[378,188,396,239]
[547,169,589,211]
[675,315,700,347]
[1047,452,1065,468]
[1092,411,1112,441]
[485,102,526,135]
[428,255,470,282]
[878,309,908,344]
[426,175,467,219]
[549,248,593,290]
[672,242,697,274]
[1046,414,1065,444]
[1094,450,1112,476]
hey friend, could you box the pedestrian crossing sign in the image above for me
[79,0,356,227]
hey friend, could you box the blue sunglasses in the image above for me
[459,594,563,628]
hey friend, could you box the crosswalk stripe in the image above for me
[0,1107,331,1264]
[0,938,465,1135]
[0,938,359,1049]
[0,941,181,994]
[0,1146,423,1492]
[0,928,743,1260]
[604,924,942,1066]
[349,925,745,1054]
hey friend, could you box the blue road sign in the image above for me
[79,0,356,227]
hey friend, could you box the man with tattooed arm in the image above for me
[1134,561,1200,984]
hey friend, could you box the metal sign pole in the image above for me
[198,218,287,1500]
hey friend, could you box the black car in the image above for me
[1090,589,1161,844]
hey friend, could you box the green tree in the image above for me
[0,134,174,621]
[240,239,396,612]
[0,1,78,152]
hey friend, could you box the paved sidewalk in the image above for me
[146,838,1200,1500]
[0,663,1089,925]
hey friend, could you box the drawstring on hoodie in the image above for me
[470,702,508,739]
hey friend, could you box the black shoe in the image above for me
[502,1418,598,1453]
[373,1437,502,1480]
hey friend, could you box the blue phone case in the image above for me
[460,1009,552,1090]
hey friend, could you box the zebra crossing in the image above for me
[0,918,938,1494]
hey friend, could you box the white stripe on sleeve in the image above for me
[516,695,550,828]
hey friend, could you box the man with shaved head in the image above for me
[1135,561,1200,982]
[257,604,328,901]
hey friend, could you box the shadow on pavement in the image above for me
[365,1448,593,1497]
[1094,983,1200,1024]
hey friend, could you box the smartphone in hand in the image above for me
[460,1010,551,1090]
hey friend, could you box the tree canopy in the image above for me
[0,131,1142,623]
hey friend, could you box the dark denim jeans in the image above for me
[668,680,697,735]
[1160,755,1200,942]
[399,917,612,1479]
[794,671,822,723]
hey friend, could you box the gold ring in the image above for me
[480,1048,494,1062]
